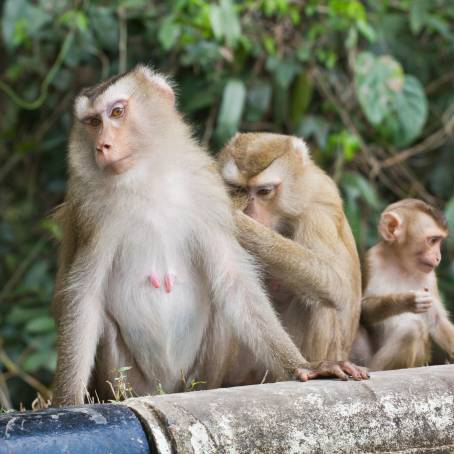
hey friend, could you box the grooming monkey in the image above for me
[217,133,364,381]
[52,66,368,406]
[351,199,454,370]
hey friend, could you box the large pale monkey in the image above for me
[52,67,368,406]
[217,133,363,381]
[351,199,454,370]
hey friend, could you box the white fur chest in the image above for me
[100,185,210,391]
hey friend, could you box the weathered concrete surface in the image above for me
[125,365,454,453]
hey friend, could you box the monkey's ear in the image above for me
[291,138,310,164]
[379,211,403,242]
[135,65,175,104]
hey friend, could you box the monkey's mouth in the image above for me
[419,261,435,272]
[106,154,134,174]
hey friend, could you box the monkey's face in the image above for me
[380,207,447,274]
[219,133,309,230]
[72,66,175,177]
[406,212,447,274]
[78,97,134,175]
[231,181,282,229]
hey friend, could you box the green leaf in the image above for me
[6,307,48,325]
[91,7,118,50]
[295,115,330,148]
[25,316,55,334]
[328,131,360,161]
[341,172,381,209]
[389,75,428,146]
[355,53,427,147]
[246,80,272,122]
[215,79,246,145]
[209,0,241,47]
[356,20,376,42]
[355,52,404,125]
[22,350,56,373]
[2,0,51,49]
[410,0,429,34]
[343,195,362,244]
[221,0,241,47]
[290,73,313,127]
[445,197,454,247]
[158,16,181,50]
[209,6,223,40]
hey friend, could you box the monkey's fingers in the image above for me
[415,295,433,303]
[414,301,432,311]
[294,368,311,382]
[308,362,349,381]
[338,361,369,380]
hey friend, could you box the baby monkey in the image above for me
[352,199,454,370]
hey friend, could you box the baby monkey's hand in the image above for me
[403,288,433,314]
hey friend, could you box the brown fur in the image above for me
[351,199,453,370]
[218,133,363,379]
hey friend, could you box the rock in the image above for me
[126,365,454,453]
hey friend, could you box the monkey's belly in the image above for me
[104,241,211,394]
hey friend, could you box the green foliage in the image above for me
[0,0,453,408]
[355,53,428,146]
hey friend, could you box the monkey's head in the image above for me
[379,198,448,274]
[70,65,176,178]
[218,133,310,230]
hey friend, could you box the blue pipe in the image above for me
[0,404,151,454]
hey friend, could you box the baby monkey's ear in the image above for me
[135,65,175,104]
[379,211,403,242]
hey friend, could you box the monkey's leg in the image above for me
[431,317,454,358]
[368,333,422,371]
[283,300,343,361]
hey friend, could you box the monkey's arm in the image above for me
[52,251,104,406]
[196,226,368,381]
[235,211,343,308]
[52,202,78,325]
[52,215,105,407]
[362,292,432,324]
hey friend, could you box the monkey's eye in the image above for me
[110,104,125,118]
[428,236,442,246]
[83,116,101,127]
[257,186,274,197]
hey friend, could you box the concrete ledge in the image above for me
[125,365,454,453]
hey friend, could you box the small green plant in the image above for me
[107,366,135,402]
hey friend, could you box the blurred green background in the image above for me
[0,0,453,409]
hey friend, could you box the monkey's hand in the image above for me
[231,193,248,212]
[294,361,369,382]
[404,289,433,314]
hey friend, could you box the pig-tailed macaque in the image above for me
[216,133,366,383]
[52,66,367,407]
[352,199,453,370]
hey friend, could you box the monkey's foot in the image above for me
[295,361,369,382]
[148,273,176,293]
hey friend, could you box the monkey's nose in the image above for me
[96,143,111,152]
